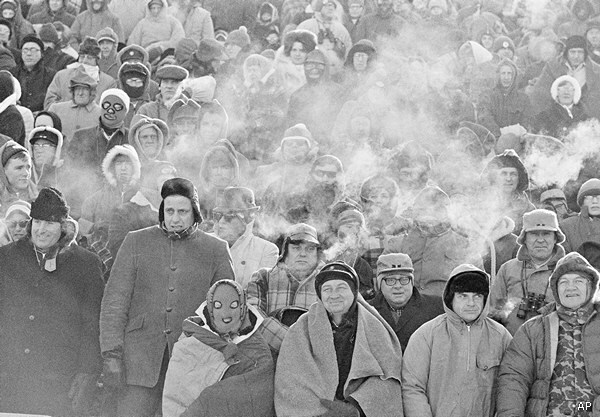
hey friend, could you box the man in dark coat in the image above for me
[0,187,105,415]
[10,33,56,112]
[369,253,444,351]
[100,177,235,417]
[0,69,24,145]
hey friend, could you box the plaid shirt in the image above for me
[247,261,324,351]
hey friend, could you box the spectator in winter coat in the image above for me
[369,253,444,351]
[44,36,114,108]
[99,177,234,417]
[10,34,56,112]
[0,187,104,416]
[533,74,589,139]
[247,222,326,352]
[353,0,404,43]
[128,116,168,166]
[96,27,118,79]
[128,0,185,61]
[162,279,275,417]
[38,23,76,72]
[118,62,153,128]
[489,209,567,335]
[496,252,600,417]
[250,1,279,52]
[48,62,101,141]
[0,0,34,50]
[297,0,352,54]
[70,0,123,50]
[560,179,600,254]
[107,0,146,42]
[209,0,259,33]
[0,140,37,214]
[0,70,24,145]
[26,126,64,189]
[168,0,214,45]
[135,64,188,124]
[213,187,279,288]
[275,261,403,417]
[274,29,317,97]
[345,0,366,44]
[530,35,600,120]
[117,44,160,100]
[478,58,533,138]
[29,0,76,27]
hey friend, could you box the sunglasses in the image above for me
[382,276,411,286]
[7,220,29,228]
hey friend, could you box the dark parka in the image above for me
[0,238,104,415]
[10,59,56,112]
[99,225,235,387]
[478,58,533,138]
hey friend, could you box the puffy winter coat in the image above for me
[128,0,185,51]
[496,303,600,417]
[70,0,124,45]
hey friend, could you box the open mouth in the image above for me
[222,317,232,323]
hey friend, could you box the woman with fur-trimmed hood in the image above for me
[79,144,141,237]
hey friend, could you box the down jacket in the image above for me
[496,302,600,417]
[162,303,274,417]
[401,266,512,417]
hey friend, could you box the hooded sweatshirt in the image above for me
[70,0,124,46]
[402,265,512,417]
[128,0,185,51]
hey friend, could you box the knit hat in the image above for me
[550,252,600,307]
[96,26,118,44]
[79,36,100,58]
[39,23,59,45]
[226,26,251,49]
[550,74,581,104]
[100,88,130,112]
[30,187,69,222]
[314,261,360,299]
[156,64,188,81]
[1,140,27,166]
[336,208,364,230]
[4,199,30,219]
[517,209,566,245]
[485,149,529,193]
[443,264,490,308]
[577,178,600,207]
[492,35,515,53]
[159,177,202,224]
[195,38,226,62]
[21,33,44,51]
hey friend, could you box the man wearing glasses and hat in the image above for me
[213,186,278,288]
[369,253,444,351]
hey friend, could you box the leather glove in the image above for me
[68,373,98,415]
[101,357,126,389]
[319,399,360,417]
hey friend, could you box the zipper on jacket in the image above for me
[467,324,471,372]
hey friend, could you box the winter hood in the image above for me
[442,263,491,325]
[128,116,169,162]
[101,144,141,187]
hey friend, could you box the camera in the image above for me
[516,292,546,319]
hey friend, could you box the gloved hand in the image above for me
[68,373,98,415]
[319,399,360,417]
[101,357,126,389]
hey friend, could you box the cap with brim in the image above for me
[377,253,414,275]
[517,209,565,245]
[287,223,319,245]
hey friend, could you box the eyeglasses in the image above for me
[313,170,337,179]
[213,211,245,222]
[22,47,41,54]
[382,276,412,286]
[584,195,600,202]
[7,220,29,228]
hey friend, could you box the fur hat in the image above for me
[1,140,27,166]
[443,264,490,309]
[517,209,566,245]
[30,187,69,222]
[39,23,59,45]
[213,186,259,213]
[577,178,600,207]
[564,35,587,57]
[21,33,44,51]
[226,26,251,49]
[159,177,202,224]
[550,74,581,104]
[314,261,359,299]
[195,38,226,63]
[79,36,100,58]
[550,252,600,307]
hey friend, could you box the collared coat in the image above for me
[99,225,234,387]
[44,65,115,109]
[10,60,56,112]
[560,205,600,253]
[48,99,102,142]
[0,239,104,415]
[401,270,512,417]
[496,303,600,417]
